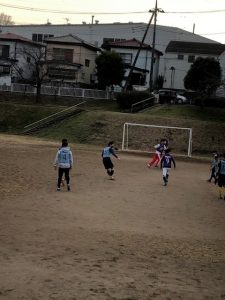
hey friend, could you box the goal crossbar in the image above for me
[122,122,192,157]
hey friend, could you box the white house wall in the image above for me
[163,53,220,90]
[0,75,11,85]
[0,39,43,83]
[111,46,159,86]
[219,51,225,81]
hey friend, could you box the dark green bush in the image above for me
[194,96,225,108]
[116,91,152,109]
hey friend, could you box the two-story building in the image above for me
[45,34,100,86]
[163,41,225,90]
[102,38,162,88]
[0,33,43,86]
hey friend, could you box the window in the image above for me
[0,65,10,75]
[85,59,90,67]
[120,53,132,65]
[52,48,73,63]
[37,34,43,42]
[188,55,195,63]
[0,45,10,58]
[103,38,114,43]
[103,37,126,43]
[177,54,184,60]
[32,34,37,42]
[32,33,54,42]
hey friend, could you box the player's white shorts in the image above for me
[163,167,171,177]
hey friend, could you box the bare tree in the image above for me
[0,13,15,25]
[12,45,48,103]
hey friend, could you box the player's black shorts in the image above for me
[218,174,225,187]
[103,157,113,169]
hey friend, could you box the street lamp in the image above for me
[170,66,175,89]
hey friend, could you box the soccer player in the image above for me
[207,151,219,184]
[102,141,120,180]
[160,148,176,186]
[147,138,168,168]
[216,153,225,200]
[54,139,73,191]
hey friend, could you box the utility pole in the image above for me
[149,0,164,92]
[123,10,155,91]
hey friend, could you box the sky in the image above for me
[1,0,225,43]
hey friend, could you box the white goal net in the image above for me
[122,122,192,157]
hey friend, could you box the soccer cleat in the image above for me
[67,185,70,191]
[147,163,151,168]
[57,188,60,191]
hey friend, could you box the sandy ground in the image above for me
[0,134,225,300]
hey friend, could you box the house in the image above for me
[44,34,100,86]
[1,22,219,79]
[163,41,225,90]
[0,33,43,86]
[102,38,163,88]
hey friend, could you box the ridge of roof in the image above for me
[166,40,225,55]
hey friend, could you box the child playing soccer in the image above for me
[216,153,225,200]
[147,138,168,168]
[160,148,176,186]
[54,139,73,191]
[102,141,120,180]
[208,151,219,184]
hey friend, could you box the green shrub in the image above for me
[116,91,152,109]
[194,96,225,108]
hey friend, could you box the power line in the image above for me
[165,9,225,14]
[1,2,225,15]
[0,3,148,15]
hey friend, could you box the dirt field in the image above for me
[0,134,225,300]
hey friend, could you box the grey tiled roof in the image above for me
[166,41,225,55]
[102,38,163,55]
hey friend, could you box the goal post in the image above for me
[122,122,192,157]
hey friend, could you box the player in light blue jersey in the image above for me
[54,139,73,191]
[160,148,176,186]
[102,141,120,180]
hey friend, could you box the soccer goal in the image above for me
[122,122,192,157]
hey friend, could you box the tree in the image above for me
[95,51,125,89]
[0,13,14,25]
[13,45,48,103]
[184,57,221,97]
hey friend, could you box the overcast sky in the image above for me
[2,0,225,43]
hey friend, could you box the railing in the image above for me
[1,83,109,100]
[23,101,86,134]
[130,96,155,113]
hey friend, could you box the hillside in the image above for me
[0,99,225,155]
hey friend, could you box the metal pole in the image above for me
[149,0,157,92]
[123,10,155,91]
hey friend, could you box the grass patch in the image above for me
[1,98,225,155]
[0,103,63,133]
[144,105,225,122]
